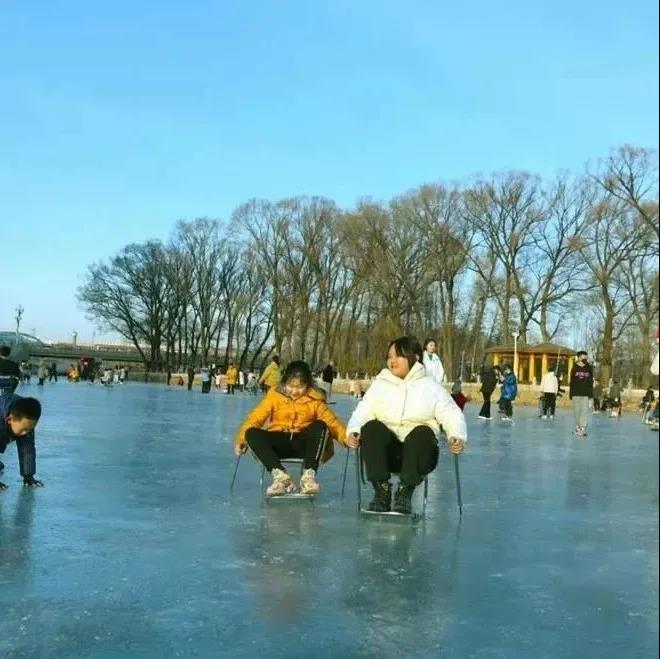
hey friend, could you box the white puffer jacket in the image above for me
[347,362,467,442]
[540,372,558,394]
[422,351,445,385]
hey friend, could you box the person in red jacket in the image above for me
[451,381,468,411]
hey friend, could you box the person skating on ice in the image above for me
[478,363,498,419]
[540,368,559,419]
[498,365,517,421]
[569,351,594,436]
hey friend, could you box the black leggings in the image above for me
[360,420,439,487]
[246,421,327,472]
[479,391,492,417]
[542,393,557,415]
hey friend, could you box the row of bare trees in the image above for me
[79,145,658,384]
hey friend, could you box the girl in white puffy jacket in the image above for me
[346,337,466,514]
[422,338,446,385]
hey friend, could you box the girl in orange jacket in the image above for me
[234,360,347,496]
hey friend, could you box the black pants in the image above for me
[246,421,327,472]
[542,393,556,415]
[360,420,439,487]
[227,384,236,395]
[479,392,492,418]
[501,399,513,417]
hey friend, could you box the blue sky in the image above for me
[1,0,658,342]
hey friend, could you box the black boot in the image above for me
[368,480,392,512]
[392,482,416,514]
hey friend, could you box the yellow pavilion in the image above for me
[485,342,576,384]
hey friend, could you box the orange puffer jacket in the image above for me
[234,386,347,463]
[226,367,239,385]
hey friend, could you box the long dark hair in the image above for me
[281,360,313,388]
[387,336,422,369]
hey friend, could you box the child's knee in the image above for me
[308,420,328,433]
[245,428,262,446]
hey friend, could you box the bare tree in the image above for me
[579,191,651,382]
[592,145,659,241]
[392,184,472,377]
[463,173,544,343]
[79,241,172,368]
[531,176,594,341]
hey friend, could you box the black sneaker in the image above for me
[0,460,4,471]
[368,481,392,512]
[392,483,416,515]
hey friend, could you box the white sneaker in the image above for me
[477,415,491,420]
[266,468,296,496]
[542,415,547,420]
[299,468,321,495]
[549,415,554,420]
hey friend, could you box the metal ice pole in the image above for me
[453,454,463,516]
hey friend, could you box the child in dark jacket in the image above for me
[498,365,518,421]
[0,395,44,490]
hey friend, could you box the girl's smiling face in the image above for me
[387,345,412,380]
[284,377,307,399]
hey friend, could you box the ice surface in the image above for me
[0,383,657,657]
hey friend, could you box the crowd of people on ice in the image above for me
[1,335,658,510]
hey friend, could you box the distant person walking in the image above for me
[20,362,32,384]
[569,351,594,436]
[540,368,559,419]
[37,361,48,386]
[592,380,602,412]
[200,367,212,394]
[225,363,239,395]
[0,346,21,395]
[321,361,337,403]
[187,365,195,392]
[478,364,498,419]
[246,370,258,395]
[48,362,58,382]
[422,339,445,385]
[608,380,623,417]
[259,356,281,392]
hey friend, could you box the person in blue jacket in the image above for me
[499,365,518,421]
[0,394,44,490]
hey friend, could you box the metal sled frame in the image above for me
[351,447,428,522]
[230,429,328,501]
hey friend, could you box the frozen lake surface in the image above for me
[1,382,658,658]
